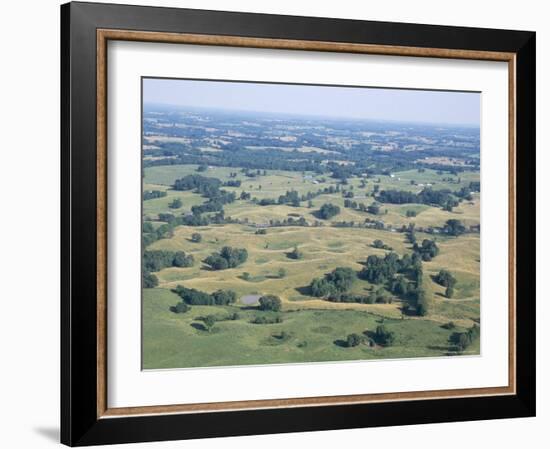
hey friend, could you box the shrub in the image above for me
[191,233,202,243]
[171,302,190,314]
[250,315,283,324]
[288,246,304,260]
[169,198,183,209]
[346,333,363,347]
[374,325,395,346]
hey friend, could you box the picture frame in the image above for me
[61,1,536,446]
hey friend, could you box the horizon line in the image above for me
[143,102,481,129]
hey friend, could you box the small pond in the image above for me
[240,294,261,305]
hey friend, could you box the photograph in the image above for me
[141,78,482,369]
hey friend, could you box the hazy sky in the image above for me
[143,78,480,126]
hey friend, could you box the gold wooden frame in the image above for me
[96,29,516,419]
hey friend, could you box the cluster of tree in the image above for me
[204,246,248,270]
[359,252,421,286]
[343,199,369,212]
[172,285,237,305]
[330,164,355,181]
[455,186,473,201]
[190,190,236,215]
[328,287,391,304]
[173,174,221,195]
[357,252,429,314]
[257,198,277,206]
[252,184,340,209]
[255,228,267,235]
[250,315,283,324]
[316,203,341,220]
[143,190,167,201]
[143,249,194,272]
[258,295,282,312]
[435,269,457,298]
[344,325,395,348]
[197,312,240,322]
[372,239,392,250]
[406,210,417,217]
[412,239,440,261]
[377,187,459,210]
[331,221,357,228]
[310,267,356,298]
[168,198,183,209]
[277,190,301,207]
[450,324,480,351]
[443,219,466,236]
[223,180,242,187]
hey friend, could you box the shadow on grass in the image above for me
[399,305,418,317]
[190,322,207,332]
[333,339,349,348]
[294,285,312,296]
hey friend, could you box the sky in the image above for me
[143,78,480,127]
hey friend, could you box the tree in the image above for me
[142,272,158,288]
[372,239,385,249]
[259,295,282,312]
[203,315,216,332]
[346,333,362,347]
[169,198,183,209]
[191,233,202,243]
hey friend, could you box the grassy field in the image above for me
[143,164,481,368]
[143,288,478,369]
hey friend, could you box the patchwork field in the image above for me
[142,163,480,369]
